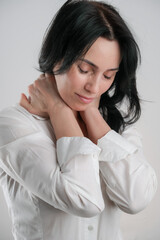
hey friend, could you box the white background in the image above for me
[0,0,160,239]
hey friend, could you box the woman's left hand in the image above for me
[79,97,100,123]
[79,97,111,144]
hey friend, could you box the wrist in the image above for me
[48,102,83,139]
[48,101,71,118]
[80,107,99,124]
[80,107,111,143]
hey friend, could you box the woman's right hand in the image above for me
[20,73,84,139]
[20,73,67,117]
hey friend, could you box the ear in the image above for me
[19,93,31,111]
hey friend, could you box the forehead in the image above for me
[83,37,121,70]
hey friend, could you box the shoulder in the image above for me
[0,104,40,146]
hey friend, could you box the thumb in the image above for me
[19,93,31,111]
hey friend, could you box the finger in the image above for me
[45,73,50,78]
[28,84,34,95]
[28,95,31,103]
[33,81,43,95]
[28,84,40,96]
[45,73,55,81]
[19,93,31,111]
[39,73,45,79]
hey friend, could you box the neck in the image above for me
[72,109,78,120]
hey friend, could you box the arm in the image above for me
[0,106,104,218]
[81,107,157,214]
[0,74,105,217]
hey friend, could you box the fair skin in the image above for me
[20,37,121,144]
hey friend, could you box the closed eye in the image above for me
[104,75,112,80]
[78,65,88,74]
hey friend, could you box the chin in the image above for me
[69,103,88,112]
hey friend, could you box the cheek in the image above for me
[67,70,84,89]
[100,81,113,95]
[55,75,62,90]
[54,75,67,99]
[55,72,79,99]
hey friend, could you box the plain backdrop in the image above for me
[0,0,160,239]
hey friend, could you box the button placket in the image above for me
[84,217,97,240]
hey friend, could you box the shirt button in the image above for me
[88,225,94,231]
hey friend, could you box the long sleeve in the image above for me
[97,125,157,214]
[0,106,104,218]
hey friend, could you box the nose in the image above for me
[84,75,100,94]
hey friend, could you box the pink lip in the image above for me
[76,94,94,104]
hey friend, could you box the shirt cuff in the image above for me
[57,136,101,167]
[97,130,138,163]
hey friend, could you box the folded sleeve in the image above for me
[97,126,157,214]
[0,129,104,217]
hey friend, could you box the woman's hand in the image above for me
[20,73,84,139]
[79,97,100,123]
[79,97,111,144]
[19,73,66,117]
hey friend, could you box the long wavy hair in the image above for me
[38,0,141,133]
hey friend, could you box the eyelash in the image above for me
[78,65,88,74]
[78,65,112,80]
[104,75,111,80]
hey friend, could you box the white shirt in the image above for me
[0,104,157,240]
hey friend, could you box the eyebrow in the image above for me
[79,58,119,72]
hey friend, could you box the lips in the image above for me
[76,94,94,104]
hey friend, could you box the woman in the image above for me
[0,0,157,239]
